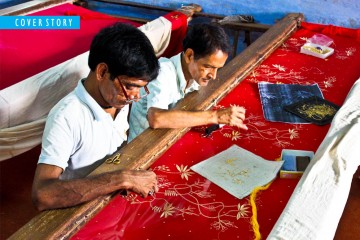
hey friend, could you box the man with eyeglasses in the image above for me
[32,23,160,210]
[128,23,248,142]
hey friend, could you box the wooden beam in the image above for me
[9,12,304,240]
[218,21,271,32]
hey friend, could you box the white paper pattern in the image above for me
[191,145,284,199]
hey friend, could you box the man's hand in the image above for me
[216,106,248,130]
[122,169,159,198]
[32,164,159,210]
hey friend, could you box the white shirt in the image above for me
[38,80,129,180]
[128,53,200,142]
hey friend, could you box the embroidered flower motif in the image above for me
[252,71,259,78]
[275,140,291,148]
[346,47,355,56]
[176,164,193,180]
[126,166,250,234]
[323,76,336,88]
[272,64,286,72]
[281,42,288,49]
[161,202,175,218]
[236,203,249,220]
[336,47,356,60]
[289,129,299,140]
[231,131,241,141]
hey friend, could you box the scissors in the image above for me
[105,153,121,164]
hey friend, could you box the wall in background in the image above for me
[126,0,360,28]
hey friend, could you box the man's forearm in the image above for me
[32,171,128,211]
[147,107,217,129]
[147,106,247,130]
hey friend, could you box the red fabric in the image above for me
[72,23,360,240]
[301,22,360,42]
[0,4,139,90]
[161,11,188,58]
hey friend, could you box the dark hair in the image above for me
[182,23,231,60]
[88,23,159,81]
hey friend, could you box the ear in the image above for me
[95,63,108,81]
[184,48,194,64]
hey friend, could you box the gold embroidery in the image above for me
[178,206,196,216]
[211,219,235,231]
[176,164,194,180]
[161,202,175,218]
[125,167,251,235]
[105,153,121,164]
[336,47,356,59]
[171,14,179,19]
[296,103,337,120]
[164,189,178,196]
[223,130,241,141]
[219,114,301,147]
[289,129,299,140]
[237,203,249,220]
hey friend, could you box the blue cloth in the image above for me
[258,82,323,123]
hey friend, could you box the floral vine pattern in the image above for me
[256,35,357,92]
[123,165,251,234]
[211,105,301,147]
[246,64,336,92]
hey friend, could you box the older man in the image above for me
[129,23,247,142]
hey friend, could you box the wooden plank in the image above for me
[218,21,271,32]
[9,12,304,240]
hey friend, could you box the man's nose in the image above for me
[128,89,141,101]
[208,68,217,80]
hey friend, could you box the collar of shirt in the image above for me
[75,79,114,121]
[171,53,200,97]
[185,78,200,94]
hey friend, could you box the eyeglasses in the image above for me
[116,77,150,103]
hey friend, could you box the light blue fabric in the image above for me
[38,79,129,180]
[128,53,200,142]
